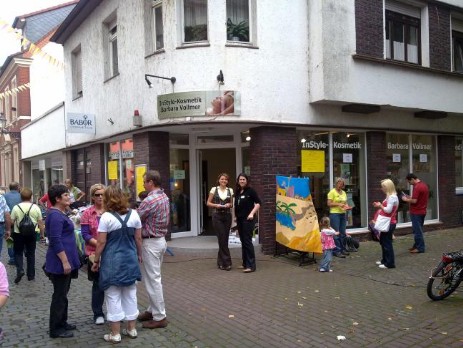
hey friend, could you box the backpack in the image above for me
[17,204,37,236]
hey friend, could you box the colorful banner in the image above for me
[275,176,322,253]
[0,83,30,100]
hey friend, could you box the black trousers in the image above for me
[49,273,72,335]
[212,212,232,268]
[237,218,256,271]
[12,232,36,279]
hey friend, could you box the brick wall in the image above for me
[249,126,298,255]
[85,143,106,189]
[355,0,384,58]
[366,131,387,220]
[429,4,451,71]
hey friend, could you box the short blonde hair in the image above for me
[89,183,105,203]
[381,179,397,196]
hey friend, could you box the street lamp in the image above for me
[0,113,21,141]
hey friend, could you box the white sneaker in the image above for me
[103,332,121,343]
[375,261,382,265]
[122,328,138,339]
[378,264,387,269]
[95,316,105,325]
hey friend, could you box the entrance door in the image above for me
[198,148,236,235]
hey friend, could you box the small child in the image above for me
[319,217,339,272]
[0,261,10,343]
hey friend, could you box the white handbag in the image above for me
[374,214,391,232]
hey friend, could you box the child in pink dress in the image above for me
[319,217,339,272]
[0,261,10,342]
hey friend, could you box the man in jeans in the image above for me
[4,182,22,265]
[137,170,170,329]
[402,173,429,253]
[0,194,11,262]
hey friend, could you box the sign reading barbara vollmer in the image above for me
[66,113,96,134]
[157,91,240,119]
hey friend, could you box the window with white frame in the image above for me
[11,77,17,120]
[385,1,421,64]
[104,16,119,79]
[71,45,83,98]
[183,0,207,43]
[5,86,10,122]
[152,1,164,50]
[452,18,463,73]
[226,0,250,42]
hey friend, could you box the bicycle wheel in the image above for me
[427,261,462,301]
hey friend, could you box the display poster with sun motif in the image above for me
[275,176,322,253]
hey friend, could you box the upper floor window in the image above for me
[152,1,164,50]
[104,15,119,79]
[452,18,463,73]
[385,8,421,64]
[226,0,249,43]
[183,0,207,43]
[71,45,83,98]
[11,77,17,120]
[4,87,10,122]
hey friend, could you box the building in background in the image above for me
[18,0,463,253]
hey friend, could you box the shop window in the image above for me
[170,148,191,233]
[71,45,83,98]
[385,1,424,65]
[183,0,208,43]
[386,133,437,222]
[107,139,135,204]
[298,131,366,229]
[455,138,463,193]
[104,15,119,79]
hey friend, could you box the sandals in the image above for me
[122,328,138,339]
[103,332,122,343]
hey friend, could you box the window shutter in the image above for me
[386,0,421,18]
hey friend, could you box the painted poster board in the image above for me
[135,164,147,197]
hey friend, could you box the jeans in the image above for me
[379,224,396,268]
[0,223,4,256]
[319,249,333,271]
[12,232,36,279]
[410,213,425,252]
[330,213,347,253]
[49,273,72,335]
[237,218,256,271]
[212,212,232,268]
[140,237,167,321]
[8,247,15,263]
[91,277,105,319]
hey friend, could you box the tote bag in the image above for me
[374,214,391,232]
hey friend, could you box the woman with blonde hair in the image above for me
[91,185,142,343]
[372,179,399,269]
[81,183,106,325]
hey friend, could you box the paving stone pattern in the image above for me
[1,228,463,347]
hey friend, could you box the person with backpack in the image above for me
[10,187,44,284]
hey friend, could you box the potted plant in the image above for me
[227,18,249,42]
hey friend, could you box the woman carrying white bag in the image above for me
[372,179,399,269]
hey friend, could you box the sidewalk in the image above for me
[1,228,463,347]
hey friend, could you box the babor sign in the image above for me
[66,113,96,134]
[157,91,240,119]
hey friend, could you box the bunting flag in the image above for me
[0,18,64,69]
[0,83,30,100]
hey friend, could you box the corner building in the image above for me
[23,0,463,254]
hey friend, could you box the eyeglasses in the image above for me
[93,193,104,197]
[144,180,152,184]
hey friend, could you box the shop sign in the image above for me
[66,113,96,134]
[157,91,241,119]
[108,150,134,160]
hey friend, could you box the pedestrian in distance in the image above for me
[137,170,170,329]
[64,179,86,209]
[9,187,45,283]
[373,179,399,269]
[91,185,143,343]
[402,173,429,253]
[206,173,234,271]
[44,184,80,339]
[80,183,106,325]
[318,216,339,272]
[4,182,21,265]
[327,177,352,258]
[234,173,261,273]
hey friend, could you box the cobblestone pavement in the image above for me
[1,228,463,347]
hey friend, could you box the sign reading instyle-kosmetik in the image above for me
[66,113,96,134]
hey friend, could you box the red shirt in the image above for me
[39,193,52,208]
[410,181,429,215]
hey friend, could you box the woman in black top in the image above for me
[206,173,234,271]
[234,173,261,273]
